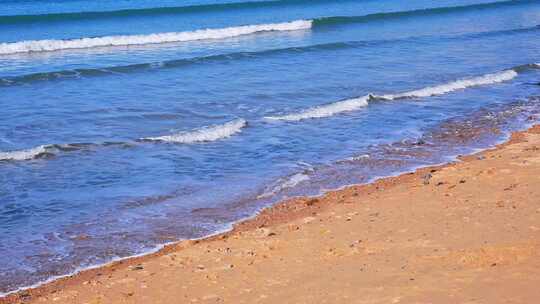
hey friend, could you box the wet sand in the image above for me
[2,125,540,303]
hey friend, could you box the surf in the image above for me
[0,145,50,161]
[2,25,538,87]
[265,96,371,121]
[140,119,247,144]
[265,68,525,121]
[1,0,534,56]
[0,120,247,162]
[372,70,518,101]
[0,20,312,55]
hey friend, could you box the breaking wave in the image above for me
[1,0,534,56]
[0,120,247,162]
[265,96,371,121]
[372,70,518,100]
[0,145,50,161]
[1,25,538,87]
[266,68,524,121]
[0,142,122,162]
[0,20,312,55]
[1,64,536,160]
[140,119,247,143]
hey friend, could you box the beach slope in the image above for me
[3,125,540,303]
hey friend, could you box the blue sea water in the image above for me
[0,0,539,294]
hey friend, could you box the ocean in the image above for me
[0,0,539,295]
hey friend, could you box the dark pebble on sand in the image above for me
[423,173,432,185]
[306,198,319,206]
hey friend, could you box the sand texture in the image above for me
[2,125,540,303]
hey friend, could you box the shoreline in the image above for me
[2,123,540,303]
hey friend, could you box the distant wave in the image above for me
[140,119,247,144]
[266,68,525,121]
[0,20,312,55]
[312,0,534,27]
[0,0,335,25]
[0,120,247,162]
[0,0,530,26]
[0,0,533,55]
[0,41,353,86]
[2,25,538,87]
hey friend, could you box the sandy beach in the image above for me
[2,124,540,303]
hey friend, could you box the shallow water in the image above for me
[1,0,540,294]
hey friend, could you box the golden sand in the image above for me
[3,125,540,303]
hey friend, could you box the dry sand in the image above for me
[2,125,540,304]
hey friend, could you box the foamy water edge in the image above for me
[2,116,536,299]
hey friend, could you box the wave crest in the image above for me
[0,145,51,161]
[268,69,521,122]
[141,119,247,143]
[265,95,370,121]
[0,20,312,55]
[374,70,518,100]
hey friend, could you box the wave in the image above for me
[0,64,535,160]
[1,0,533,56]
[0,0,337,25]
[312,0,534,27]
[0,120,247,162]
[140,119,247,143]
[265,96,370,121]
[2,25,538,87]
[0,145,50,161]
[372,70,518,100]
[0,41,353,86]
[257,172,311,199]
[1,0,531,26]
[266,68,526,121]
[0,142,121,161]
[0,20,312,55]
[513,62,540,73]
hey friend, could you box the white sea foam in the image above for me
[347,154,370,161]
[265,95,370,121]
[268,69,519,121]
[0,20,312,55]
[257,172,310,199]
[142,119,247,143]
[0,145,48,161]
[374,70,518,100]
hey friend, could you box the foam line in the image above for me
[0,20,312,55]
[141,119,247,143]
[374,70,518,100]
[265,96,370,121]
[267,69,520,121]
[0,145,49,161]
